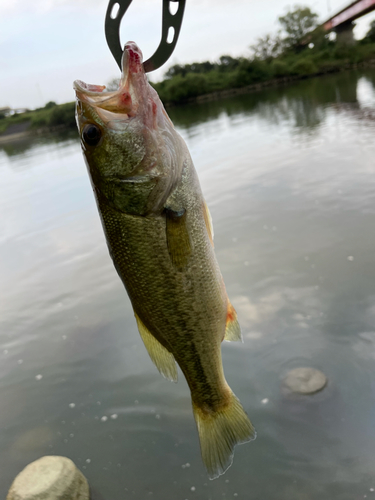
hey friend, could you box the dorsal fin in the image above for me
[134,313,178,382]
[165,207,192,269]
[202,201,214,246]
[224,300,242,342]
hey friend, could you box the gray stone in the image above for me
[7,455,89,500]
[283,367,327,394]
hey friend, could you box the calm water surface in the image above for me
[1,71,375,499]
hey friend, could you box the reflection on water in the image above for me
[2,71,375,499]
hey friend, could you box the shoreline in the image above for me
[0,123,73,145]
[1,60,375,144]
[169,58,375,107]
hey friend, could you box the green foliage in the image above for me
[271,60,290,77]
[308,26,329,50]
[48,102,76,127]
[0,101,77,136]
[155,73,209,103]
[165,61,216,78]
[3,2,375,126]
[250,33,284,60]
[0,110,32,134]
[44,101,57,109]
[365,20,375,42]
[30,113,48,128]
[290,58,318,75]
[154,58,276,103]
[217,55,240,72]
[232,59,272,86]
[278,5,319,47]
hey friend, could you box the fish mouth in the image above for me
[73,42,150,124]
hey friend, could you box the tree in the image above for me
[365,20,375,41]
[165,64,188,78]
[250,33,284,60]
[44,101,57,109]
[106,78,120,91]
[278,5,319,48]
[218,55,240,71]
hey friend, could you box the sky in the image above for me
[2,0,375,109]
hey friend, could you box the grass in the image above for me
[2,39,375,137]
[0,101,76,136]
[152,41,375,104]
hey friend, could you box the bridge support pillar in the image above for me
[335,21,355,46]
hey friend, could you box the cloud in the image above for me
[2,0,375,108]
[232,285,323,336]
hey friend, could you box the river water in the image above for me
[1,70,375,499]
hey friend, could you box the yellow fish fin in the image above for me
[203,201,214,246]
[192,391,256,479]
[134,313,178,382]
[224,300,242,342]
[165,207,192,269]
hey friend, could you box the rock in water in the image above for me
[6,455,89,500]
[283,367,327,394]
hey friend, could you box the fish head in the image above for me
[74,42,183,216]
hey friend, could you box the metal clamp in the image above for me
[105,0,186,72]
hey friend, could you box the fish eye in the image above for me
[82,124,102,146]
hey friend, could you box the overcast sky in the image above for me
[2,0,375,109]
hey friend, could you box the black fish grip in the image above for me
[105,0,186,72]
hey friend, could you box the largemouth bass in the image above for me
[74,41,255,479]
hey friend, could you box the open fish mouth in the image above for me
[73,42,147,121]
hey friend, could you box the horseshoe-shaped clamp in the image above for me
[105,0,186,72]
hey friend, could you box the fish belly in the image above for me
[96,192,255,479]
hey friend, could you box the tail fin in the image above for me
[192,392,256,479]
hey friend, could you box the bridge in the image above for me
[322,0,375,44]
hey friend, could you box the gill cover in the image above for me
[73,42,184,216]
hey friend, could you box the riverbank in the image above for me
[2,47,375,144]
[152,42,375,105]
[185,57,375,106]
[0,101,76,144]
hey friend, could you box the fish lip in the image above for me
[73,80,107,96]
[74,80,133,124]
[74,42,159,127]
[73,80,118,104]
[72,42,141,107]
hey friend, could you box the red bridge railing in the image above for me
[323,0,375,30]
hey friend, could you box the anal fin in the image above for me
[134,313,178,382]
[224,300,242,342]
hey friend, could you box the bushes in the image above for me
[155,73,208,103]
[27,102,76,130]
[290,58,318,75]
[232,59,272,86]
[271,60,290,77]
[155,59,274,103]
[48,102,76,127]
[44,101,57,109]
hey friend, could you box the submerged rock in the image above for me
[6,455,89,500]
[283,367,327,394]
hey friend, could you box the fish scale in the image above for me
[74,40,255,479]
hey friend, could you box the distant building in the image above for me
[0,106,12,116]
[13,108,29,114]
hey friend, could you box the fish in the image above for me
[73,41,255,479]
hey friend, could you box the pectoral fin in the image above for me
[134,313,178,382]
[165,207,192,269]
[203,201,214,246]
[224,301,242,342]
